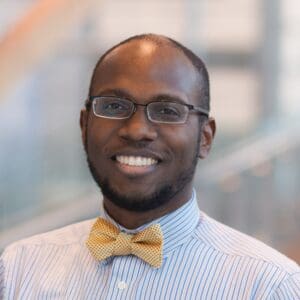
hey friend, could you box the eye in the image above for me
[148,101,189,123]
[160,108,179,115]
[157,105,180,116]
[94,97,133,118]
[104,101,127,111]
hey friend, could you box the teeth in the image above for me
[116,155,158,166]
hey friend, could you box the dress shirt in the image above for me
[1,191,300,299]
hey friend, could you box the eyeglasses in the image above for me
[88,96,209,124]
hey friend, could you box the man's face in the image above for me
[81,40,212,212]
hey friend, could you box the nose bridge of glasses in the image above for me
[131,102,149,118]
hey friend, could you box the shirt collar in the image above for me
[102,190,200,258]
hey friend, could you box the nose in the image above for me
[118,107,158,142]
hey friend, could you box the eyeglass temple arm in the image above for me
[85,98,92,108]
[191,106,209,116]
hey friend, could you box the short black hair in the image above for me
[86,33,210,112]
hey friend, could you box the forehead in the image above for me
[91,40,201,103]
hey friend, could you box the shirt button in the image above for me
[117,281,128,290]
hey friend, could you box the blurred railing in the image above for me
[197,121,300,183]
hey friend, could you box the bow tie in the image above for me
[86,218,163,268]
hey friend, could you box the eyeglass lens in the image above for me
[93,97,188,123]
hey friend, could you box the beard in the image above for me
[86,155,198,212]
[84,129,200,212]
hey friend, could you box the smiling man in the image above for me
[1,34,300,299]
[81,35,214,229]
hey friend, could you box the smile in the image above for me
[116,155,158,166]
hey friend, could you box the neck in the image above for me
[103,185,193,229]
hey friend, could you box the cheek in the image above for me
[87,121,116,157]
[165,123,199,163]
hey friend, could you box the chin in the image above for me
[100,179,174,212]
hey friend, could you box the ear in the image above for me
[198,117,216,159]
[80,109,88,147]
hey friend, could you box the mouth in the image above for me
[112,154,160,177]
[116,155,158,166]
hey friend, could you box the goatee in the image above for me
[86,155,198,212]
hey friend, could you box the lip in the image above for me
[115,160,158,177]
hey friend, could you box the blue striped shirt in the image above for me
[1,192,300,299]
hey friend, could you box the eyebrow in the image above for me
[95,88,188,105]
[151,94,187,104]
[96,88,132,99]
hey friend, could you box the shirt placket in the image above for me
[104,255,141,300]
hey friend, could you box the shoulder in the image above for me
[1,218,95,260]
[192,212,299,274]
[0,219,97,298]
[186,212,300,298]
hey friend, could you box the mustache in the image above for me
[84,130,157,153]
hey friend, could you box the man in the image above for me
[1,34,299,299]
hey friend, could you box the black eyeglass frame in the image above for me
[86,96,209,124]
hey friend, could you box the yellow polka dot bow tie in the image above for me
[86,218,163,268]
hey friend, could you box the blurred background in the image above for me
[0,0,299,262]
